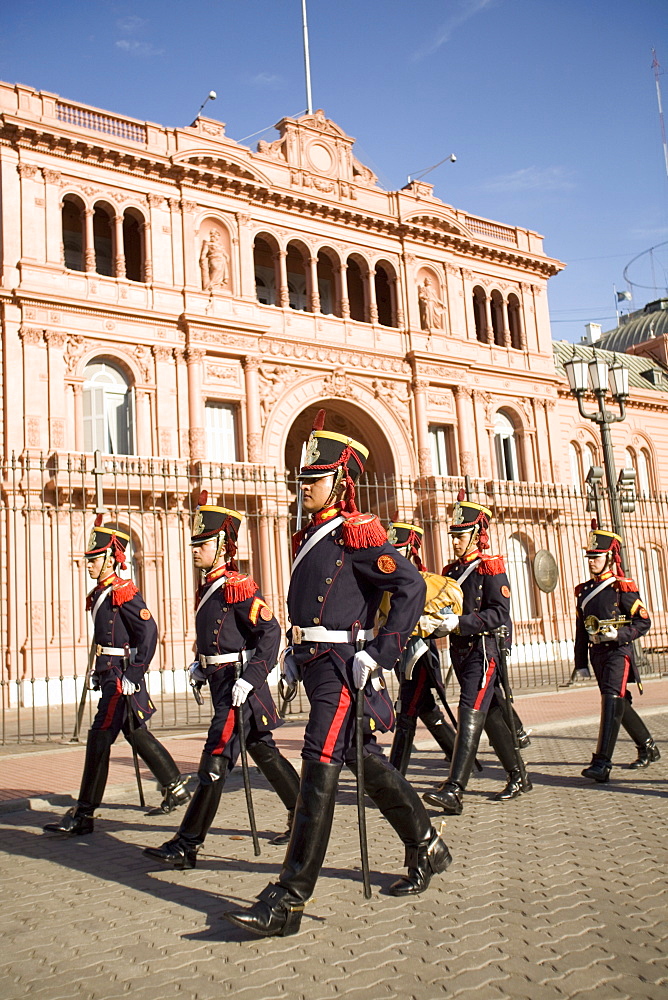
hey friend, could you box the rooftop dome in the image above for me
[598,298,668,352]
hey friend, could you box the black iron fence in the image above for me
[2,451,667,744]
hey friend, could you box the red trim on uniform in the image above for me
[320,685,352,763]
[213,708,236,754]
[474,658,497,710]
[620,656,631,698]
[101,677,123,729]
[407,670,427,718]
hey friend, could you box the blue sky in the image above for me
[2,0,667,342]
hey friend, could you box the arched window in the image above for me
[346,257,365,321]
[583,442,596,479]
[93,205,113,276]
[472,286,487,342]
[490,290,504,346]
[316,249,337,316]
[253,236,277,305]
[83,360,134,455]
[62,197,84,271]
[569,442,582,491]
[286,243,308,311]
[375,262,396,327]
[506,534,536,621]
[637,448,652,495]
[507,293,523,349]
[494,411,520,481]
[123,210,144,282]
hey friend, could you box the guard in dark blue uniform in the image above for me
[44,521,190,836]
[144,494,299,869]
[576,521,659,782]
[385,522,458,775]
[423,493,532,816]
[225,410,452,938]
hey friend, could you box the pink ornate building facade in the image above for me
[1,81,667,721]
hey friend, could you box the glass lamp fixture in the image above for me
[608,358,629,400]
[588,357,610,394]
[563,356,589,393]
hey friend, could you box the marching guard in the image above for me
[225,411,451,938]
[385,522,458,775]
[44,521,190,836]
[576,521,659,782]
[144,494,299,869]
[423,492,532,815]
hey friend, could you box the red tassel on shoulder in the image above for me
[224,572,258,603]
[111,579,139,605]
[615,578,638,593]
[342,512,388,549]
[477,555,505,576]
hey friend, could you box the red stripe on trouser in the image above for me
[101,679,123,730]
[474,658,497,710]
[407,670,427,717]
[320,685,352,763]
[620,656,631,697]
[213,708,236,754]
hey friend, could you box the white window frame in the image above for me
[494,411,519,481]
[205,401,238,463]
[83,361,134,455]
[428,425,450,476]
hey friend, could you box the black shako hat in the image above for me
[85,516,130,568]
[298,408,369,513]
[449,488,493,550]
[387,521,426,570]
[190,491,243,546]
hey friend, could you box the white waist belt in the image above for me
[96,645,137,657]
[199,649,256,667]
[292,626,375,645]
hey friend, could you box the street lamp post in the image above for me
[563,352,630,570]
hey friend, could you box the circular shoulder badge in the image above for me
[260,605,273,621]
[639,608,649,619]
[139,608,152,620]
[377,555,397,574]
[500,585,511,598]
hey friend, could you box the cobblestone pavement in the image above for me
[0,697,666,999]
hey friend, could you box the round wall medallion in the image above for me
[308,142,334,173]
[533,549,559,593]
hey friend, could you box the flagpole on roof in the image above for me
[301,0,314,114]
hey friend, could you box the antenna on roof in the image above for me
[301,0,314,114]
[652,49,668,181]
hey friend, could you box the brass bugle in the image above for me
[584,615,631,635]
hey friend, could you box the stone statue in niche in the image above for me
[200,229,229,291]
[418,276,445,332]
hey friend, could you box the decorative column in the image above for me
[243,356,263,463]
[83,208,96,273]
[17,162,41,261]
[42,169,62,264]
[501,299,511,347]
[366,267,378,324]
[136,389,152,456]
[390,276,403,328]
[236,212,256,298]
[19,327,46,450]
[113,215,126,279]
[44,331,68,450]
[276,250,289,308]
[152,346,176,456]
[337,263,350,318]
[412,376,432,476]
[472,390,492,478]
[307,256,321,314]
[142,221,153,283]
[72,381,84,452]
[483,295,494,344]
[453,385,477,476]
[185,347,206,460]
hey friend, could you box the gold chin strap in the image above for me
[213,530,226,569]
[464,527,479,558]
[97,548,114,581]
[322,468,345,512]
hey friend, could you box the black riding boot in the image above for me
[224,760,341,937]
[247,742,300,845]
[144,752,227,869]
[422,706,486,815]
[420,708,456,762]
[43,729,114,835]
[389,715,417,775]
[512,707,532,749]
[485,704,532,801]
[621,702,661,769]
[352,753,451,896]
[125,725,191,814]
[582,695,625,783]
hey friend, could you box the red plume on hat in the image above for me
[94,513,103,527]
[198,490,208,506]
[457,488,466,502]
[591,518,598,530]
[312,408,326,431]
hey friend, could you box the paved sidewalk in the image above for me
[0,682,666,1000]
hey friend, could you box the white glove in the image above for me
[280,647,300,686]
[436,613,459,635]
[600,626,618,641]
[352,649,377,690]
[189,661,207,683]
[121,675,137,696]
[232,677,253,707]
